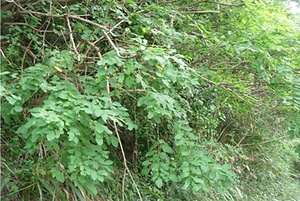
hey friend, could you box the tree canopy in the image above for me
[1,0,300,200]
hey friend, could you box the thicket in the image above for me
[1,0,300,200]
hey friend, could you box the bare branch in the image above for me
[83,39,102,60]
[181,10,220,14]
[17,10,109,31]
[66,15,81,61]
[19,44,37,60]
[0,48,12,66]
[17,9,125,57]
[200,1,245,7]
[198,74,257,104]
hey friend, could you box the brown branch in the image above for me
[1,0,82,11]
[17,9,125,57]
[3,22,78,35]
[198,74,257,104]
[66,15,80,61]
[178,0,244,9]
[109,19,126,36]
[19,44,37,60]
[85,36,143,199]
[17,10,109,30]
[200,1,245,7]
[120,89,147,93]
[0,48,12,66]
[181,10,220,14]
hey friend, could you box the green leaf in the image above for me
[161,143,173,153]
[94,109,102,117]
[182,178,191,189]
[169,174,178,182]
[68,127,80,143]
[6,96,16,105]
[126,119,136,130]
[193,177,204,184]
[90,170,98,181]
[136,74,143,83]
[95,136,103,146]
[52,169,65,183]
[95,124,105,134]
[85,181,97,195]
[110,136,119,148]
[97,169,109,177]
[155,178,163,188]
[125,0,134,4]
[147,112,154,119]
[13,106,23,113]
[46,130,56,141]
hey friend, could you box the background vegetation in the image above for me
[1,0,300,200]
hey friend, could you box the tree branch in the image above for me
[66,15,80,61]
[181,10,220,14]
[17,9,125,57]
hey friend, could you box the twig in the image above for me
[112,120,143,200]
[109,19,126,36]
[18,9,125,57]
[200,1,245,7]
[88,39,143,200]
[101,29,122,57]
[41,16,52,60]
[122,169,126,201]
[217,122,232,142]
[83,39,102,59]
[19,44,37,61]
[120,89,147,94]
[2,161,15,174]
[0,183,36,198]
[66,15,80,61]
[0,48,12,66]
[198,74,257,104]
[241,136,287,146]
[181,10,220,14]
[4,22,53,33]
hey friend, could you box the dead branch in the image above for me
[0,48,12,66]
[17,9,125,57]
[66,15,80,61]
[181,10,220,14]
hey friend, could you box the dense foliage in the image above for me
[1,0,300,200]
